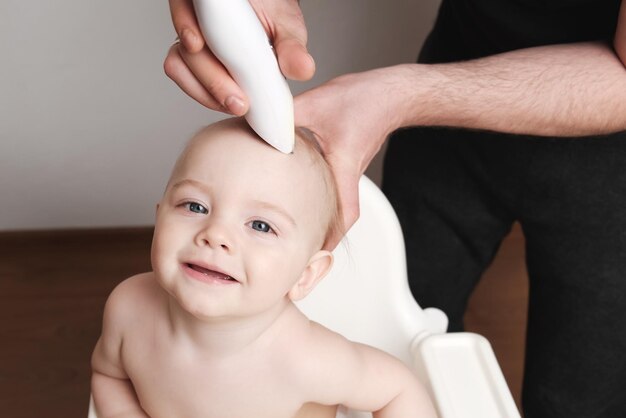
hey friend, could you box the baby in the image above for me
[91,118,437,418]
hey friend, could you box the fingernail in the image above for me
[225,96,246,115]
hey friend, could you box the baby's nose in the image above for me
[195,220,233,252]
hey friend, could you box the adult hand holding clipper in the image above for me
[164,0,314,116]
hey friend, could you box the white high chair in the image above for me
[88,176,520,418]
[296,176,520,418]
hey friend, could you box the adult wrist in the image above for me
[382,63,449,131]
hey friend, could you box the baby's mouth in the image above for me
[185,263,238,282]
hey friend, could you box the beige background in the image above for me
[0,0,440,230]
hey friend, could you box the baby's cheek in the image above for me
[150,235,165,267]
[150,235,174,277]
[252,249,300,280]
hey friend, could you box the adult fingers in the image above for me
[163,44,223,111]
[165,43,249,115]
[274,35,316,81]
[178,46,249,115]
[169,0,204,53]
[267,1,315,81]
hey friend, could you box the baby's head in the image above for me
[151,118,342,320]
[168,118,342,248]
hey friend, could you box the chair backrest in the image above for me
[296,176,447,367]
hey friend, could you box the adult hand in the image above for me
[164,0,315,115]
[295,66,412,249]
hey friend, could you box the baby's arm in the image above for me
[343,343,437,417]
[301,326,437,418]
[91,277,150,418]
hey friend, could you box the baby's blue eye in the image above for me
[251,220,272,233]
[185,202,208,214]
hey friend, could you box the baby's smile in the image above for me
[182,262,239,284]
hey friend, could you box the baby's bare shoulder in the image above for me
[281,319,415,408]
[277,320,363,398]
[112,272,159,296]
[108,272,159,303]
[93,273,164,373]
[103,273,164,327]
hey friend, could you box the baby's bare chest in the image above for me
[122,334,309,418]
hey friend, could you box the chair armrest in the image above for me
[411,332,521,418]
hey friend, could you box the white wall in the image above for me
[0,0,439,231]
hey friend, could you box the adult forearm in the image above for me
[393,41,626,137]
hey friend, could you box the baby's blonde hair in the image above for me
[293,127,344,249]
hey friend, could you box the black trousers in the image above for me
[382,127,626,418]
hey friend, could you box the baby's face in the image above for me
[151,120,330,321]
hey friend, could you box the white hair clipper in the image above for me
[192,0,295,153]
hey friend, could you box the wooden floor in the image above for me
[0,225,528,417]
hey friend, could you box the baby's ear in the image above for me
[288,250,333,301]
